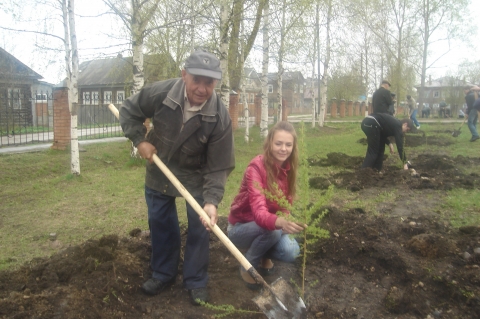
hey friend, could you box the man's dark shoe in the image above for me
[141,278,174,296]
[188,287,209,306]
[470,136,479,142]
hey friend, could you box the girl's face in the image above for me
[271,130,294,166]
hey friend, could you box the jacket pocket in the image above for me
[178,132,207,168]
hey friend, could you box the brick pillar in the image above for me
[330,98,337,118]
[254,94,261,126]
[339,99,346,118]
[229,92,239,130]
[360,102,366,116]
[51,87,71,150]
[355,101,360,116]
[282,98,288,121]
[368,102,373,114]
[347,100,353,117]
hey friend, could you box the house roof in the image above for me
[78,57,131,86]
[0,47,43,80]
[414,76,473,89]
[267,71,305,82]
[78,54,179,87]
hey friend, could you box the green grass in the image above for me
[0,121,478,271]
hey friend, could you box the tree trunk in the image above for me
[319,0,332,127]
[260,0,269,138]
[63,0,80,175]
[219,0,230,108]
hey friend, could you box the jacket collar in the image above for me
[163,78,217,117]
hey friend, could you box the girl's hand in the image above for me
[275,217,307,234]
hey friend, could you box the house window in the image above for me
[300,85,303,93]
[250,93,254,103]
[83,92,91,105]
[104,91,112,104]
[117,90,125,103]
[294,84,297,93]
[424,91,429,98]
[454,91,459,97]
[8,88,21,109]
[268,85,273,93]
[433,91,439,98]
[92,91,99,104]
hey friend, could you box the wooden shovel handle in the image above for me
[150,154,254,271]
[107,104,255,273]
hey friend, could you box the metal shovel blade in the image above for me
[452,129,461,137]
[252,277,307,319]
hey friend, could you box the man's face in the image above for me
[182,70,218,106]
[402,123,410,133]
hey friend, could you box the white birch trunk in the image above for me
[240,18,249,143]
[62,0,80,175]
[277,0,286,123]
[131,28,144,94]
[219,0,230,108]
[318,0,332,127]
[260,0,269,139]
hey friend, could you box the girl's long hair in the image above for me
[263,121,298,199]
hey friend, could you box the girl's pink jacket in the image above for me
[228,155,292,231]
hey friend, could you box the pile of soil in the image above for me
[1,133,479,318]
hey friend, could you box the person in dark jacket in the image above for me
[361,113,416,171]
[227,121,306,290]
[465,85,480,142]
[119,50,235,305]
[372,80,393,115]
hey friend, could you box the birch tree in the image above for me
[103,0,162,95]
[260,0,270,138]
[415,0,469,112]
[62,0,81,175]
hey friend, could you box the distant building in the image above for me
[0,47,52,128]
[267,71,305,114]
[414,76,473,115]
[77,54,178,106]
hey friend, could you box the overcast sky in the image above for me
[0,0,479,85]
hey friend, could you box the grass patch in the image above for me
[0,121,478,271]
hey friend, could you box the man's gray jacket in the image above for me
[119,78,235,206]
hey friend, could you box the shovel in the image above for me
[452,117,467,137]
[108,104,306,319]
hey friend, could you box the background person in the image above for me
[361,113,416,171]
[227,121,306,290]
[119,50,235,305]
[439,100,447,118]
[421,104,430,118]
[407,95,420,128]
[372,79,393,115]
[465,85,480,142]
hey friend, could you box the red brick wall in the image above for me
[51,87,71,150]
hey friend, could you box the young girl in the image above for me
[227,121,306,290]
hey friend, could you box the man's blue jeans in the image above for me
[467,108,479,138]
[410,109,420,127]
[227,221,300,270]
[145,186,209,289]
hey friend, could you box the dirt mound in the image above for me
[356,133,455,148]
[310,153,480,191]
[1,210,479,319]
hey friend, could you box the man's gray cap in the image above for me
[184,51,222,80]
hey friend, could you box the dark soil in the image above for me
[1,132,480,319]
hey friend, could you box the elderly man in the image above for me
[372,80,393,115]
[120,50,235,305]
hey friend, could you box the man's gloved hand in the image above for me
[406,161,414,169]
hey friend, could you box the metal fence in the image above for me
[76,97,124,141]
[0,90,54,147]
[0,90,124,147]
